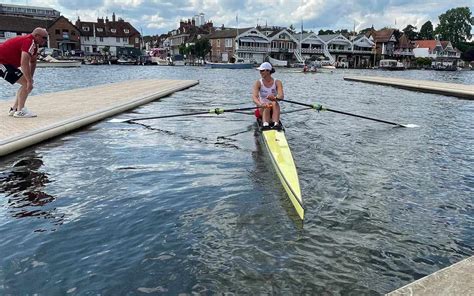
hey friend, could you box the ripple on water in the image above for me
[0,67,473,294]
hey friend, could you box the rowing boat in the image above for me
[257,120,304,220]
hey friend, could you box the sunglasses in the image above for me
[259,69,269,72]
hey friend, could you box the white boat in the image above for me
[268,56,288,67]
[257,120,304,220]
[37,55,81,68]
[151,56,171,65]
[379,59,405,70]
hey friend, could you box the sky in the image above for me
[7,0,474,36]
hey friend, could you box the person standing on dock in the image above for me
[0,27,48,118]
[252,62,284,129]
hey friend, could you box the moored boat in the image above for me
[205,61,253,69]
[257,119,304,220]
[379,59,405,70]
[36,60,82,68]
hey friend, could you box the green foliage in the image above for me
[435,7,473,47]
[194,38,212,59]
[415,57,432,67]
[418,21,434,40]
[458,42,474,61]
[318,29,335,35]
[402,24,418,40]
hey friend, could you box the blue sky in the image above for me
[9,0,474,36]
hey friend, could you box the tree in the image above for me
[402,24,418,40]
[418,21,434,40]
[318,29,334,35]
[435,7,473,46]
[194,38,211,60]
[288,24,296,33]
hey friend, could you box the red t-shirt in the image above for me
[0,34,38,68]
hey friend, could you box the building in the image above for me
[168,18,214,56]
[47,16,81,53]
[75,13,141,56]
[0,14,79,53]
[0,3,59,19]
[413,40,461,68]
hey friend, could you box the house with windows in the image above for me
[0,14,79,53]
[350,34,375,68]
[235,28,270,63]
[318,33,353,66]
[0,3,59,19]
[413,40,461,68]
[75,13,141,56]
[267,28,298,65]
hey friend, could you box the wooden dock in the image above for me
[0,79,199,157]
[386,256,474,296]
[344,76,474,99]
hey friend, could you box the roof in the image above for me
[207,28,251,39]
[398,34,413,49]
[318,33,340,42]
[0,15,49,33]
[414,40,437,50]
[372,28,396,43]
[76,19,140,37]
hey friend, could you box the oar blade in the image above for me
[108,118,131,123]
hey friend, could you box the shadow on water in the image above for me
[0,153,64,231]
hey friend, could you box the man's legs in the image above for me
[14,75,29,111]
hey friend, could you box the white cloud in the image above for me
[14,0,474,35]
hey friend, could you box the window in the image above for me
[225,38,232,48]
[55,29,60,35]
[123,29,129,34]
[111,29,116,33]
[71,31,76,36]
[135,38,139,43]
[82,26,89,32]
[116,37,120,42]
[123,37,128,42]
[84,36,90,41]
[99,37,103,42]
[217,39,220,47]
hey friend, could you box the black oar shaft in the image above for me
[282,99,404,127]
[127,106,257,123]
[324,108,403,127]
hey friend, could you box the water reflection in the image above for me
[0,154,63,230]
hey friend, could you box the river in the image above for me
[0,65,473,294]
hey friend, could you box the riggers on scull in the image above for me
[257,119,304,220]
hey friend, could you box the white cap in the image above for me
[256,62,272,71]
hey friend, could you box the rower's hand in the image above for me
[263,103,272,109]
[267,94,277,101]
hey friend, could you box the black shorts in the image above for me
[0,64,23,84]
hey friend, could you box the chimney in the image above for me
[112,12,116,22]
[98,17,104,24]
[105,16,109,23]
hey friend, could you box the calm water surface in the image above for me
[0,66,473,295]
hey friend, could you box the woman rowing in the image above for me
[252,62,284,129]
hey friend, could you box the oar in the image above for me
[282,99,417,128]
[108,106,258,123]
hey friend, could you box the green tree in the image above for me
[318,29,335,35]
[402,24,418,40]
[194,38,211,60]
[418,21,434,40]
[288,24,296,32]
[435,7,473,46]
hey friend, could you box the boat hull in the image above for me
[205,62,253,69]
[258,121,304,220]
[37,61,81,68]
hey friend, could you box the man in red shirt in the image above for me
[0,27,48,118]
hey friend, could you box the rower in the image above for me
[252,62,284,130]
